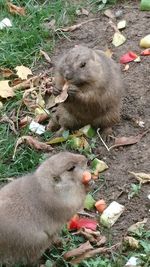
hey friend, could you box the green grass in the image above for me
[0,0,81,68]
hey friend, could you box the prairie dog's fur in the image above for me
[0,152,87,266]
[48,45,123,135]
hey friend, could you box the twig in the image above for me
[97,128,110,151]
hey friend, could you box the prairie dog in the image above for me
[0,152,87,265]
[48,45,123,136]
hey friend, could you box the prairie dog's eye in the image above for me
[67,166,76,172]
[53,176,61,183]
[80,62,86,68]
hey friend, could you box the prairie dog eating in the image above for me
[0,152,87,265]
[48,45,123,136]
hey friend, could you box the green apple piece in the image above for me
[140,0,150,11]
[79,125,96,138]
[84,194,96,210]
[100,201,125,228]
[92,158,108,175]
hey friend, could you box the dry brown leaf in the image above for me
[70,243,120,264]
[124,236,139,249]
[13,136,53,159]
[109,130,149,150]
[129,172,150,184]
[63,241,93,260]
[104,9,115,19]
[55,82,69,103]
[0,114,17,134]
[15,65,33,80]
[0,80,14,98]
[76,8,89,16]
[34,113,49,123]
[40,50,52,64]
[19,116,33,128]
[46,94,56,109]
[128,218,148,233]
[12,75,39,90]
[7,2,26,16]
[0,68,14,78]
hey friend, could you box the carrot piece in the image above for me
[82,171,92,185]
[95,199,107,213]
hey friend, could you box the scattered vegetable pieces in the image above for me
[140,34,150,48]
[95,200,107,213]
[117,20,126,30]
[84,194,96,210]
[141,48,150,56]
[79,125,96,138]
[67,214,97,231]
[82,171,92,185]
[140,0,150,11]
[120,51,138,64]
[7,2,26,16]
[100,201,125,228]
[92,158,108,175]
[129,172,150,184]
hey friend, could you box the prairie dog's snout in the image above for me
[0,151,88,266]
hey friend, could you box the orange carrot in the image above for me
[82,171,92,185]
[95,199,107,213]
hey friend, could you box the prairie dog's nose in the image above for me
[64,70,73,80]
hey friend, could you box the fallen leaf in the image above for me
[70,244,120,264]
[40,50,52,64]
[0,80,14,98]
[15,65,33,80]
[46,94,56,109]
[124,236,139,249]
[109,130,149,150]
[129,172,150,184]
[46,131,83,145]
[64,241,93,260]
[68,215,97,231]
[112,32,126,47]
[34,113,49,123]
[13,136,53,159]
[55,82,69,103]
[12,75,40,90]
[76,8,89,16]
[117,20,126,30]
[19,116,32,128]
[128,218,148,234]
[7,2,26,16]
[104,9,115,19]
[0,68,14,78]
[141,48,150,56]
[120,51,138,64]
[0,114,17,134]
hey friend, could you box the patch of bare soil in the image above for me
[50,0,150,242]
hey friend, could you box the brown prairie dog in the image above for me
[0,152,87,266]
[48,45,124,136]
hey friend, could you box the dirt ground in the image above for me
[50,0,150,242]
